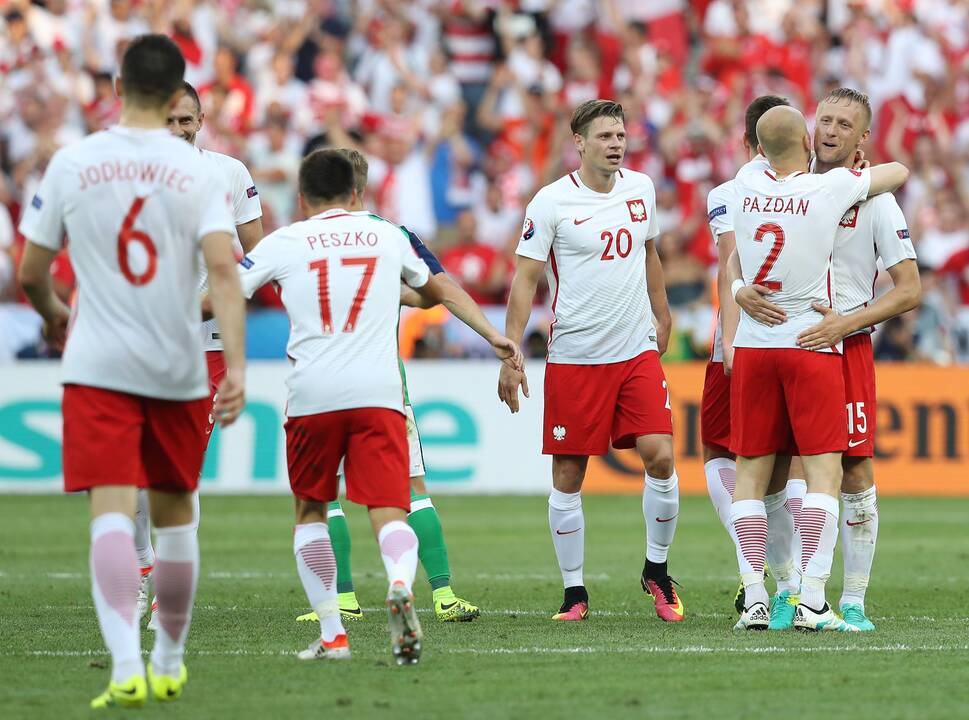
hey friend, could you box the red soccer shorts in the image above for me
[730,347,847,457]
[184,351,227,456]
[700,360,731,453]
[285,408,410,510]
[543,349,673,456]
[842,334,876,458]
[62,384,210,493]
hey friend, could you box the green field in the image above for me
[1,495,967,719]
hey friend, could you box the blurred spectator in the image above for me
[440,209,511,305]
[249,113,301,228]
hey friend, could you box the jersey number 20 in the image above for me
[309,257,377,334]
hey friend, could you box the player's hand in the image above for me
[722,345,735,376]
[736,285,786,326]
[797,304,853,350]
[497,364,529,414]
[656,321,671,357]
[852,149,871,170]
[41,301,71,352]
[490,334,525,373]
[213,367,246,428]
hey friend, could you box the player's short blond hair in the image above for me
[570,100,624,138]
[335,147,368,196]
[819,88,872,131]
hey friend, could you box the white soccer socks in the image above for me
[294,523,345,642]
[730,500,769,608]
[90,513,144,684]
[764,489,799,595]
[840,486,879,610]
[133,490,154,569]
[786,477,807,577]
[378,520,419,595]
[644,470,679,564]
[799,493,840,610]
[150,523,199,677]
[703,458,736,530]
[548,488,584,588]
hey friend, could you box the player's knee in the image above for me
[644,453,675,481]
[841,459,874,494]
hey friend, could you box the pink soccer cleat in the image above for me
[552,601,589,621]
[642,574,685,623]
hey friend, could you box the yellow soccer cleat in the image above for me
[147,663,188,702]
[433,587,480,622]
[90,674,147,709]
[296,591,363,622]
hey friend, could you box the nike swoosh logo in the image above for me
[848,439,868,448]
[573,217,593,225]
[670,599,684,617]
[656,516,677,523]
[439,601,458,611]
[846,519,870,527]
[118,686,139,696]
[556,528,582,535]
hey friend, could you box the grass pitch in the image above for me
[1,495,967,719]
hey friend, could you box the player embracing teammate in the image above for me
[500,100,684,623]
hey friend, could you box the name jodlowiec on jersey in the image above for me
[517,169,661,365]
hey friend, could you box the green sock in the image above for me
[326,501,354,594]
[408,492,451,590]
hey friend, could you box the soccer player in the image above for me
[498,99,683,623]
[294,148,480,624]
[736,89,920,631]
[228,149,521,663]
[704,95,804,625]
[728,105,909,631]
[17,35,245,706]
[134,80,264,625]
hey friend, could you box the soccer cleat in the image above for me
[296,634,352,661]
[433,587,480,622]
[90,674,147,709]
[387,582,422,666]
[147,663,188,701]
[296,592,363,622]
[552,600,589,621]
[733,577,746,616]
[147,599,159,631]
[768,590,797,630]
[794,602,858,632]
[137,566,152,619]
[841,603,876,632]
[641,573,685,622]
[733,602,769,630]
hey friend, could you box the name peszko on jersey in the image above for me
[731,159,871,352]
[517,169,661,364]
[197,148,262,352]
[833,193,917,336]
[18,126,235,399]
[236,208,430,417]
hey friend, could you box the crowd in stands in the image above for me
[2,0,968,363]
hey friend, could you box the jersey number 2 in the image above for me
[309,257,377,334]
[752,222,785,291]
[118,197,157,286]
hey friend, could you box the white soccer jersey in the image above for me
[517,169,660,364]
[833,192,917,334]
[731,159,871,351]
[198,148,262,352]
[18,126,234,399]
[237,208,430,417]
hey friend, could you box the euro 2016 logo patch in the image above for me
[897,229,910,240]
[246,185,258,198]
[522,217,535,240]
[627,199,647,222]
[840,205,859,228]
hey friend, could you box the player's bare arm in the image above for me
[866,162,910,197]
[498,255,544,413]
[644,238,671,355]
[236,216,264,254]
[414,273,524,372]
[727,247,786,326]
[797,259,921,350]
[17,242,71,351]
[202,230,247,427]
[400,282,427,308]
[716,231,740,373]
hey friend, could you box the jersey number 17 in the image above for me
[309,257,378,334]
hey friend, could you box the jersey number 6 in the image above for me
[117,197,157,286]
[753,222,785,291]
[309,257,378,335]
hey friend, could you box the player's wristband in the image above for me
[731,279,745,300]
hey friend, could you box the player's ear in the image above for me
[114,76,123,99]
[197,112,205,131]
[573,132,584,155]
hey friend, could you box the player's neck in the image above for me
[119,103,168,130]
[767,156,809,178]
[813,158,848,174]
[304,200,348,218]
[577,164,617,194]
